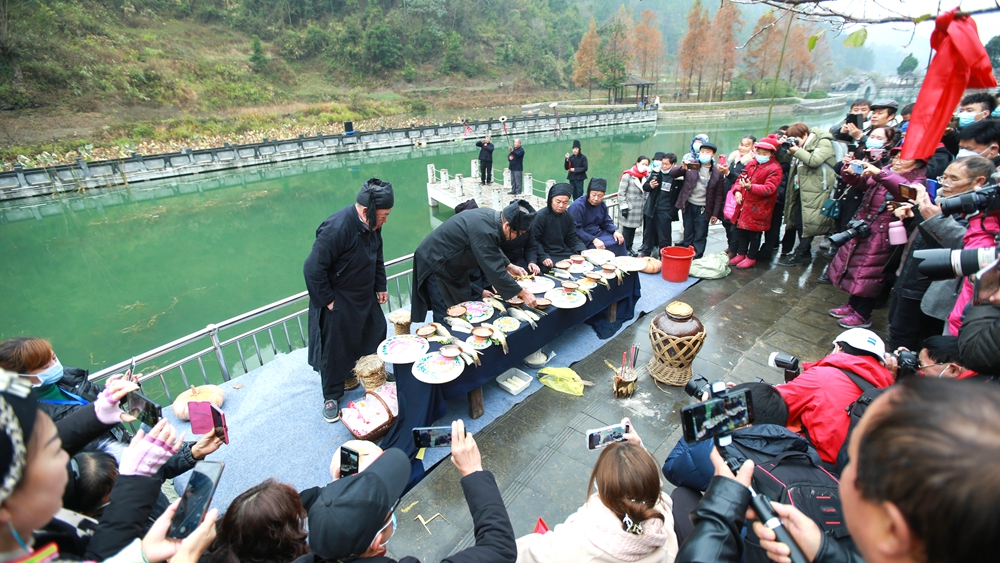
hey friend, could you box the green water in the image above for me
[0,112,841,373]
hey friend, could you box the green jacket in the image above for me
[784,127,837,238]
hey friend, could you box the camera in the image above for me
[913,247,999,281]
[939,183,1000,218]
[829,218,872,247]
[768,352,801,382]
[891,349,920,380]
[685,375,711,399]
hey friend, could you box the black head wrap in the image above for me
[547,183,573,206]
[454,199,479,213]
[587,178,607,194]
[572,139,581,150]
[356,178,394,229]
[501,199,537,233]
[0,370,37,505]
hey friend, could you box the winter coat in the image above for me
[36,366,104,424]
[509,146,525,171]
[918,213,971,320]
[569,194,618,247]
[476,141,495,162]
[516,493,677,563]
[730,157,782,232]
[827,165,925,299]
[618,169,648,229]
[957,304,1000,376]
[783,128,838,238]
[293,471,516,563]
[667,163,726,218]
[663,424,818,493]
[777,353,894,464]
[947,214,1000,335]
[675,476,863,563]
[565,153,589,181]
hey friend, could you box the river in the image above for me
[0,111,842,372]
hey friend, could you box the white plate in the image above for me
[456,301,494,323]
[377,335,430,364]
[518,276,556,294]
[493,316,522,333]
[543,288,588,309]
[614,256,647,272]
[582,248,615,266]
[465,335,493,350]
[411,353,466,384]
[568,262,595,274]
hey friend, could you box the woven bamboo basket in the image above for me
[387,310,412,335]
[344,377,360,391]
[646,318,706,386]
[353,354,387,391]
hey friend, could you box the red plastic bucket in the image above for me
[660,246,696,282]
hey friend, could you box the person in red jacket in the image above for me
[726,135,783,269]
[776,328,895,466]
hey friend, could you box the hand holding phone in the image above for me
[681,388,755,443]
[167,461,225,539]
[340,446,360,477]
[899,184,917,201]
[189,402,229,444]
[718,155,727,167]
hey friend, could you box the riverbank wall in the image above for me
[0,108,657,201]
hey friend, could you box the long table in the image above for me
[380,272,641,461]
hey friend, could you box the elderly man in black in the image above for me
[476,135,495,185]
[304,179,393,423]
[411,200,539,323]
[533,183,585,267]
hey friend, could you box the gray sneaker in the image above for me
[323,399,340,422]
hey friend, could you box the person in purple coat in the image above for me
[568,178,626,256]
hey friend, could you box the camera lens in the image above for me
[684,376,710,398]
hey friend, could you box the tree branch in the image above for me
[737,9,792,50]
[729,0,1000,30]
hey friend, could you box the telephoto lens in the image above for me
[829,219,871,247]
[914,247,999,280]
[939,184,998,217]
[685,375,711,398]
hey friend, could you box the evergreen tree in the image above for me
[987,35,1000,70]
[573,18,602,100]
[896,53,918,75]
[250,36,268,73]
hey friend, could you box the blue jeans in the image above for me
[681,204,709,259]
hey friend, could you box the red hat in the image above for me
[754,136,779,152]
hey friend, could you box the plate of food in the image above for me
[377,335,430,364]
[614,255,648,272]
[493,316,522,333]
[465,335,493,350]
[543,288,587,309]
[582,248,615,266]
[568,261,595,274]
[456,301,494,323]
[518,276,555,294]
[411,353,466,384]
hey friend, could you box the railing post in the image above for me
[208,324,231,381]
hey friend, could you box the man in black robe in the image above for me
[304,178,393,422]
[411,200,539,323]
[532,183,585,266]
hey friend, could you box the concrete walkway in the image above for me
[385,227,888,561]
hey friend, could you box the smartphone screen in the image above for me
[340,446,360,477]
[124,391,162,428]
[899,184,917,200]
[167,461,224,539]
[412,426,453,448]
[718,155,727,167]
[210,404,229,444]
[586,423,630,450]
[681,389,755,443]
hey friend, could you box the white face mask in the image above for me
[636,163,649,174]
[956,148,982,159]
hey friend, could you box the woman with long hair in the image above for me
[516,420,677,563]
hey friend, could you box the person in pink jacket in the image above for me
[947,212,1000,335]
[516,420,677,563]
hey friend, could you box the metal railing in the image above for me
[89,194,619,402]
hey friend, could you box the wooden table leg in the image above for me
[468,387,485,419]
[607,302,618,323]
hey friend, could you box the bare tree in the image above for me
[730,0,1000,31]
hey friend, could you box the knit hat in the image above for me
[754,136,779,152]
[587,177,608,194]
[0,369,38,505]
[572,139,581,150]
[502,199,537,233]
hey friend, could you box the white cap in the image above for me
[834,328,886,361]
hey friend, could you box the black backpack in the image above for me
[834,369,887,473]
[725,433,854,563]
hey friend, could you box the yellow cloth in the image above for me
[537,367,585,396]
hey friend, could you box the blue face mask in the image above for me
[865,138,884,150]
[651,161,662,172]
[755,155,770,164]
[957,111,977,128]
[698,154,712,164]
[993,108,1000,118]
[34,359,64,386]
